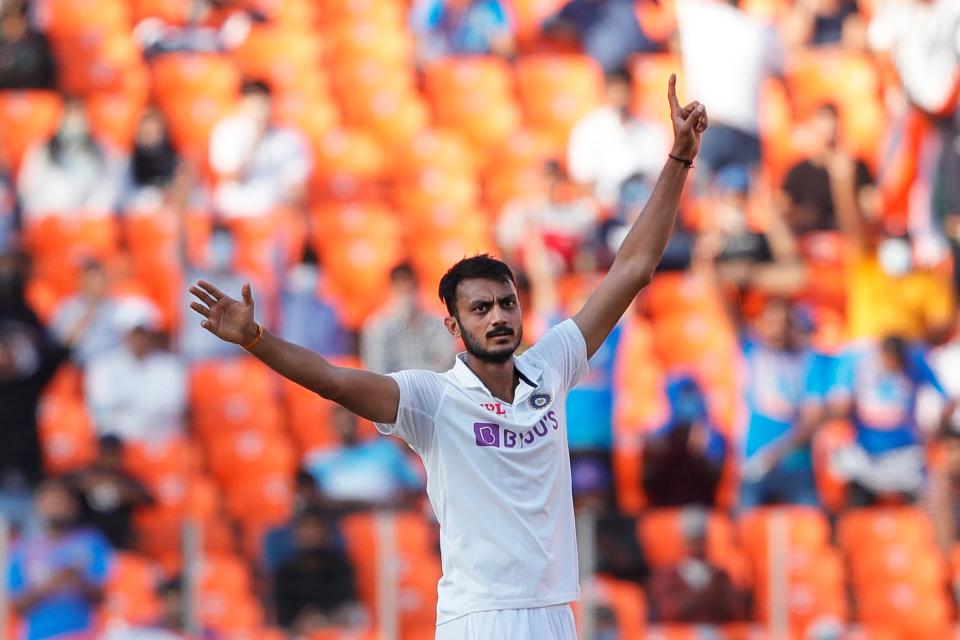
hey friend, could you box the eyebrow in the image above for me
[469,294,517,307]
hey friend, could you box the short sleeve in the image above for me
[828,351,856,402]
[910,348,947,397]
[8,548,25,596]
[375,370,446,454]
[524,318,589,392]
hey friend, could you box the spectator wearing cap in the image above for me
[779,104,879,237]
[50,259,124,367]
[66,435,153,549]
[410,0,515,64]
[648,507,746,624]
[567,68,669,207]
[676,0,786,180]
[8,478,112,640]
[84,299,187,445]
[17,97,127,221]
[0,0,56,90]
[209,80,312,219]
[543,0,661,73]
[642,375,728,507]
[360,263,455,375]
[830,334,955,506]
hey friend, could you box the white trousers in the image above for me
[435,605,576,640]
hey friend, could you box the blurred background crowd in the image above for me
[0,0,959,638]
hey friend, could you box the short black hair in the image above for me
[97,434,124,453]
[815,102,840,119]
[438,254,516,316]
[604,67,632,87]
[390,262,416,283]
[240,79,271,97]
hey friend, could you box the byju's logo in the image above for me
[474,422,501,448]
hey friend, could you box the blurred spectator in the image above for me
[699,166,809,298]
[781,104,879,236]
[677,0,785,179]
[17,97,127,220]
[736,299,829,509]
[85,299,187,444]
[50,259,123,367]
[410,0,515,63]
[0,250,69,528]
[836,160,955,341]
[920,311,960,436]
[784,0,866,49]
[263,468,327,573]
[179,222,253,361]
[360,263,454,374]
[306,405,422,514]
[0,0,56,89]
[572,456,649,585]
[209,80,311,219]
[643,375,727,507]
[497,161,599,274]
[67,435,153,549]
[648,507,745,624]
[273,508,361,634]
[567,68,669,207]
[831,335,954,505]
[280,253,352,358]
[104,575,220,639]
[0,148,17,249]
[8,478,111,640]
[930,430,960,553]
[124,108,182,212]
[134,3,253,59]
[543,0,660,73]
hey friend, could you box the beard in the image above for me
[460,323,523,364]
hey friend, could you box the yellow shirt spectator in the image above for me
[847,251,954,341]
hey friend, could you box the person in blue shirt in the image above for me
[643,374,727,507]
[307,405,423,514]
[9,478,112,640]
[738,298,831,509]
[830,335,954,505]
[410,0,515,64]
[543,0,661,73]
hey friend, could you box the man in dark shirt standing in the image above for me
[0,0,56,89]
[780,103,878,235]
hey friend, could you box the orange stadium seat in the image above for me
[281,377,339,454]
[103,552,162,625]
[224,472,295,528]
[516,55,604,150]
[238,0,320,26]
[508,0,569,49]
[122,212,183,326]
[738,506,831,573]
[613,315,669,435]
[42,0,130,38]
[644,271,727,321]
[857,583,952,639]
[86,92,145,152]
[189,358,281,433]
[273,89,340,142]
[0,90,62,170]
[207,429,297,488]
[630,54,683,124]
[786,51,886,165]
[587,576,647,640]
[53,33,144,96]
[232,27,325,94]
[410,234,497,294]
[326,20,414,66]
[393,166,480,213]
[37,395,96,474]
[612,437,645,515]
[134,0,193,24]
[849,543,948,590]
[311,127,386,201]
[753,558,847,633]
[403,203,490,245]
[160,93,238,158]
[124,436,202,490]
[321,0,406,28]
[389,128,477,180]
[151,53,241,104]
[341,86,431,149]
[838,507,937,553]
[424,57,521,154]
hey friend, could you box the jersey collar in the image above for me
[451,352,543,403]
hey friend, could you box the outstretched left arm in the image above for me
[573,74,708,357]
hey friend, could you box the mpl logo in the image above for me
[473,422,501,448]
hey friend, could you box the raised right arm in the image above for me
[189,280,400,424]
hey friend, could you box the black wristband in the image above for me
[668,153,694,169]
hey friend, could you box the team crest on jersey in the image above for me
[529,392,553,410]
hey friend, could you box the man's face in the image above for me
[125,327,155,358]
[37,482,78,531]
[605,78,632,114]
[446,278,523,364]
[810,108,840,154]
[295,517,330,552]
[241,93,271,131]
[81,264,109,299]
[756,300,792,349]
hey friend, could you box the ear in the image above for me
[444,315,461,338]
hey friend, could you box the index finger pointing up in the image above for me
[667,73,680,114]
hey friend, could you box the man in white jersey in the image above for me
[188,76,708,639]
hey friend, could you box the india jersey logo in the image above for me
[529,392,553,410]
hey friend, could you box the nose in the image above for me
[489,304,507,326]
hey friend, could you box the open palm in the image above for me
[189,280,256,345]
[667,73,709,159]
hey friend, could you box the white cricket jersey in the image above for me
[375,319,590,625]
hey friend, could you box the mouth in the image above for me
[487,330,514,340]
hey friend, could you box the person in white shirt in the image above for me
[85,299,186,445]
[677,0,785,180]
[189,75,708,640]
[567,68,669,207]
[50,259,123,367]
[208,80,312,219]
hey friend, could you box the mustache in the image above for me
[486,327,515,339]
